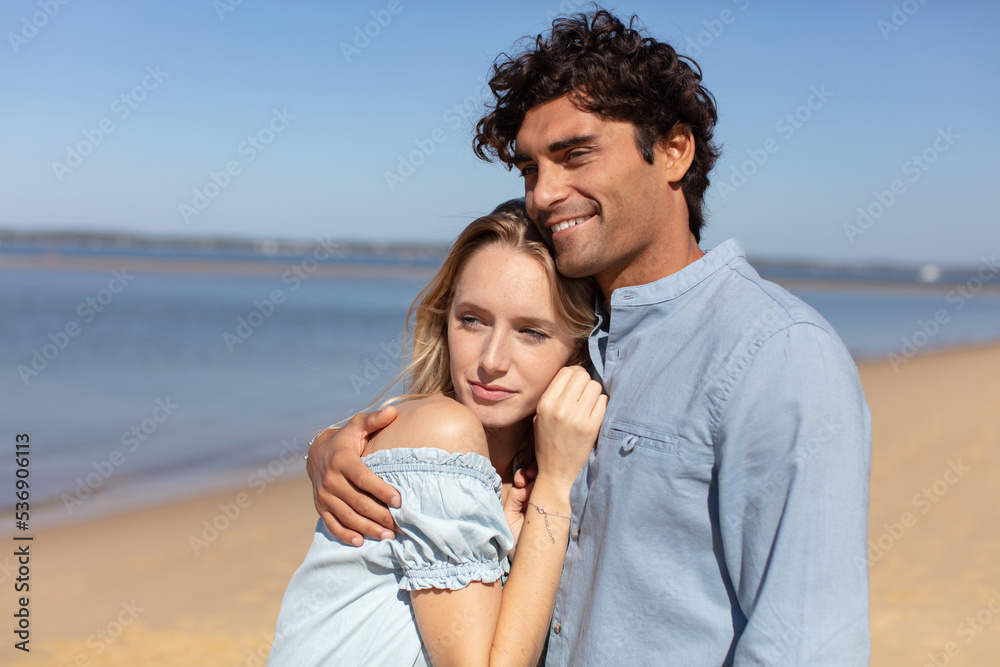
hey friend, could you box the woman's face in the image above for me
[448,245,578,432]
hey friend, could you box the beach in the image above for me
[3,341,999,665]
[863,342,1000,665]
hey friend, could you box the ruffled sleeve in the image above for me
[365,448,515,591]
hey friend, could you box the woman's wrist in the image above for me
[518,482,573,550]
[523,477,573,511]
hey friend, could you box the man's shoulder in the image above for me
[711,254,840,343]
[680,253,855,385]
[366,395,488,457]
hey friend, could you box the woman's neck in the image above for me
[484,418,531,484]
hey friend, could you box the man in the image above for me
[308,9,871,665]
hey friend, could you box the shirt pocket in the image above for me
[605,420,679,455]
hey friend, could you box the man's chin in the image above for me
[554,253,597,279]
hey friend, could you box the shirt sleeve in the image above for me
[714,322,872,665]
[383,457,515,591]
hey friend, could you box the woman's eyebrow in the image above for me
[452,301,482,311]
[453,302,557,330]
[513,315,558,330]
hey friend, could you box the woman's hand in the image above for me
[532,366,607,491]
[413,369,604,667]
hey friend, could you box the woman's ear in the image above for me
[568,342,589,368]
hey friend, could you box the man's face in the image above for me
[513,94,679,294]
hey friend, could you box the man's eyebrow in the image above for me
[512,134,597,165]
[549,134,596,153]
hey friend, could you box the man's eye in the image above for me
[566,150,587,161]
[517,165,537,178]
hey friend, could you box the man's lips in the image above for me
[547,213,595,236]
[470,381,516,401]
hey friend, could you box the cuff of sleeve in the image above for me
[401,560,505,591]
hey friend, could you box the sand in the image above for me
[0,475,317,666]
[862,343,1000,665]
[2,342,999,665]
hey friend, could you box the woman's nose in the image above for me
[480,332,510,374]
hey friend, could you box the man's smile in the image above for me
[550,214,595,235]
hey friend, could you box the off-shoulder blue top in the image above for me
[267,447,514,666]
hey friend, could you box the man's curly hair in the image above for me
[474,9,721,242]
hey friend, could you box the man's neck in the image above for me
[597,233,705,302]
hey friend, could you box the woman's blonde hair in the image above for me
[382,199,598,405]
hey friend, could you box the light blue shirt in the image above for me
[268,448,513,667]
[544,239,872,666]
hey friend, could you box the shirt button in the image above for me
[553,622,562,634]
[572,528,580,540]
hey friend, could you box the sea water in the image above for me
[2,260,999,528]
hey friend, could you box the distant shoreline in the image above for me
[3,246,998,294]
[0,252,440,281]
[0,227,450,261]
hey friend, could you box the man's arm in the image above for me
[306,407,401,545]
[714,323,872,665]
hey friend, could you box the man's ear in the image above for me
[655,122,696,184]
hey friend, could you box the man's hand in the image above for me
[307,407,401,546]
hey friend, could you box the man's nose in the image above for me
[529,163,570,213]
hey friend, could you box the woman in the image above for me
[267,199,605,666]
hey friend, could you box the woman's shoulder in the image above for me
[365,395,488,457]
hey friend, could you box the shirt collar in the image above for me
[605,238,746,309]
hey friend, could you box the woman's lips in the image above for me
[470,381,515,401]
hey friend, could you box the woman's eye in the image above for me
[521,328,548,340]
[459,315,481,326]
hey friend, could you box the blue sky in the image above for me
[1,0,997,264]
